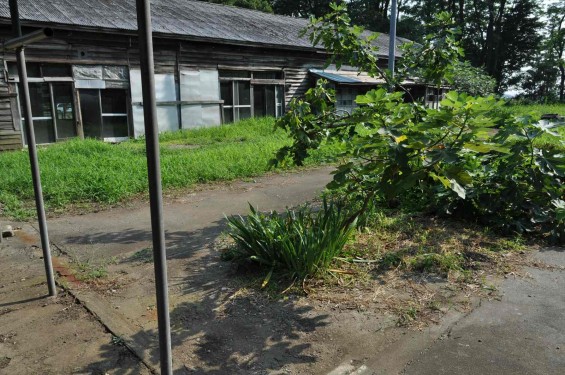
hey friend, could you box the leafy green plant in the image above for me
[74,260,108,281]
[226,199,356,282]
[274,4,565,243]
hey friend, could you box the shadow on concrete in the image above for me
[0,295,47,308]
[77,216,329,373]
[80,339,151,375]
[63,218,227,262]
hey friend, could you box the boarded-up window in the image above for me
[130,69,178,137]
[180,69,221,129]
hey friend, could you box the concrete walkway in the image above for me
[401,247,565,375]
[2,166,564,374]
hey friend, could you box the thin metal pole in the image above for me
[9,0,57,297]
[388,0,398,76]
[135,0,173,373]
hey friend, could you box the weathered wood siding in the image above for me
[0,66,22,151]
[0,26,328,150]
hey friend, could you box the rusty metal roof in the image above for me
[0,0,406,55]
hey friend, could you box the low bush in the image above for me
[226,199,356,282]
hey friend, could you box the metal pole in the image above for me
[135,0,173,373]
[9,0,57,297]
[388,0,398,76]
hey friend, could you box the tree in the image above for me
[546,1,565,101]
[271,0,337,17]
[450,61,497,96]
[403,0,543,93]
[518,54,560,102]
[203,0,274,13]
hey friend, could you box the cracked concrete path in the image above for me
[399,247,565,375]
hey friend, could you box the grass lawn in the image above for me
[504,103,565,117]
[0,117,340,220]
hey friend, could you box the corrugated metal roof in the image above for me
[309,68,388,85]
[0,0,407,54]
[310,69,362,84]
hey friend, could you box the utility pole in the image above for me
[388,0,398,76]
[135,0,173,373]
[8,0,57,297]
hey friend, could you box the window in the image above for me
[73,65,129,81]
[253,85,284,118]
[253,71,283,80]
[7,62,70,79]
[336,87,358,114]
[79,89,129,140]
[219,70,285,123]
[19,82,76,144]
[52,84,76,139]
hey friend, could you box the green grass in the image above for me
[225,199,356,282]
[503,103,565,152]
[0,117,338,220]
[504,103,565,117]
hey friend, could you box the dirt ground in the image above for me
[0,224,151,375]
[1,167,562,374]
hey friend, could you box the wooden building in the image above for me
[0,0,409,151]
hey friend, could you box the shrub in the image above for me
[226,199,356,282]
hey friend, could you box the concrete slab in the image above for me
[402,247,565,375]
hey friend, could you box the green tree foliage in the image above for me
[273,4,565,243]
[403,0,543,93]
[450,61,497,97]
[203,0,273,13]
[546,1,565,102]
[271,0,335,17]
[517,53,560,102]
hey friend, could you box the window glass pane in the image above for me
[73,65,103,80]
[101,89,127,114]
[42,64,71,77]
[276,85,284,117]
[103,66,129,80]
[219,70,250,78]
[265,85,276,117]
[53,84,76,139]
[236,82,250,106]
[253,85,265,117]
[237,107,251,121]
[26,83,52,118]
[27,63,41,78]
[220,82,233,106]
[79,89,102,138]
[223,107,233,124]
[10,62,41,78]
[7,62,18,78]
[23,119,55,144]
[102,116,129,138]
[253,71,282,80]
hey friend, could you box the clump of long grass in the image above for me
[226,199,356,283]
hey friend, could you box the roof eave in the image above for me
[0,19,328,53]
